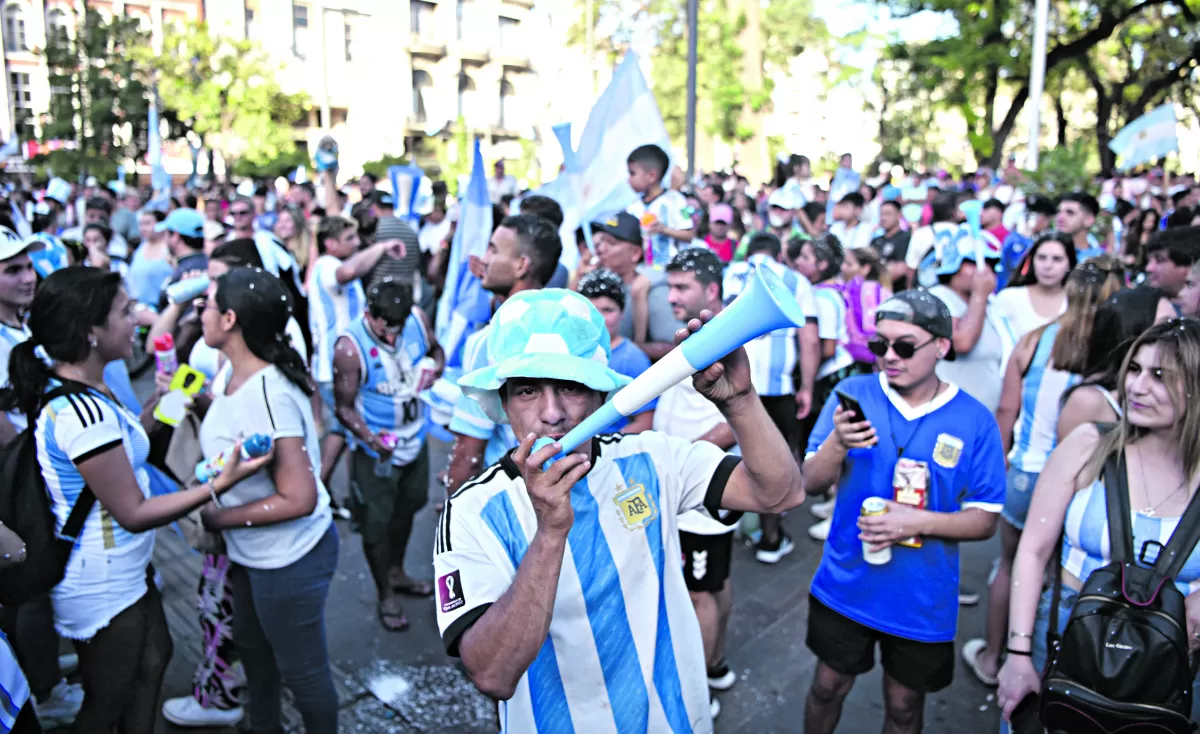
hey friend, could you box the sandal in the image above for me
[961,638,999,686]
[377,600,409,632]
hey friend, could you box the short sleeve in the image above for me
[795,279,819,320]
[50,392,124,463]
[249,371,307,441]
[814,290,843,340]
[930,286,967,319]
[805,390,840,459]
[433,502,514,656]
[905,228,932,270]
[652,432,741,522]
[449,393,496,440]
[963,413,1006,512]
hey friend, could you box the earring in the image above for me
[88,337,98,348]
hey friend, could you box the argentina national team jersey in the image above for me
[342,314,430,465]
[310,254,365,383]
[722,254,817,395]
[434,432,740,733]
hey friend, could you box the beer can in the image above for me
[861,497,892,565]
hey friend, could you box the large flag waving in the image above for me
[435,139,493,370]
[1109,104,1179,171]
[536,53,672,269]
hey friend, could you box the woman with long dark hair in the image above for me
[993,231,1076,340]
[196,267,339,734]
[1,267,267,732]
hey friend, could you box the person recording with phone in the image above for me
[800,290,1005,734]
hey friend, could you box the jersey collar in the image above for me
[878,372,959,422]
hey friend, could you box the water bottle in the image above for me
[153,334,178,376]
[374,432,398,478]
[195,434,273,484]
[165,275,210,305]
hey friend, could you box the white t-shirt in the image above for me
[991,287,1065,342]
[487,174,518,205]
[309,254,365,383]
[435,431,738,733]
[627,189,693,267]
[929,285,1005,413]
[419,219,451,254]
[905,222,959,271]
[813,285,854,378]
[828,220,874,251]
[653,380,736,536]
[37,384,154,639]
[202,364,332,569]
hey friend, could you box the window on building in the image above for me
[4,5,27,52]
[457,72,476,122]
[412,69,432,122]
[292,2,309,59]
[10,72,31,138]
[343,17,352,61]
[411,1,435,36]
[499,77,514,129]
[46,8,69,45]
[499,17,519,51]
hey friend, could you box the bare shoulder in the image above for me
[630,275,651,296]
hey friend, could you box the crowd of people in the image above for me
[0,139,1197,734]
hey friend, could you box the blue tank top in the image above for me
[343,315,429,465]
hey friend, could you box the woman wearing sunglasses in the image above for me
[801,289,1006,734]
[960,256,1124,688]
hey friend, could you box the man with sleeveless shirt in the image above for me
[332,279,444,631]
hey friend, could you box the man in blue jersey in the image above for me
[723,232,819,562]
[800,289,1004,734]
[333,278,443,631]
[434,288,805,733]
[443,214,562,501]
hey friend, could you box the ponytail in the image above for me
[249,334,314,397]
[1,340,54,420]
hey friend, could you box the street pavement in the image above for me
[126,379,1005,733]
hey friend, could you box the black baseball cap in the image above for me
[590,212,642,247]
[372,190,395,208]
[875,290,957,361]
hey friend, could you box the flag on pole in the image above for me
[1109,104,1179,171]
[435,139,493,370]
[147,91,171,199]
[387,164,424,229]
[535,53,672,269]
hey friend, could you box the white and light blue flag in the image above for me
[1109,104,1179,171]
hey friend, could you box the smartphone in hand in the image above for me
[835,390,866,422]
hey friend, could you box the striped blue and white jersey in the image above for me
[435,432,738,733]
[1008,324,1079,473]
[0,630,29,732]
[722,255,818,395]
[341,314,430,465]
[310,254,364,384]
[812,285,854,379]
[448,324,517,465]
[0,321,31,432]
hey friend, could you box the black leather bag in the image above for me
[1039,449,1200,733]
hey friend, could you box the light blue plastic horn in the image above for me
[532,264,808,465]
[958,199,984,266]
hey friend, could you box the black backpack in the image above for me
[0,383,96,607]
[1040,448,1200,733]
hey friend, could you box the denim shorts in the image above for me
[1001,467,1039,530]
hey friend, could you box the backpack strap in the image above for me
[41,381,98,550]
[1154,480,1200,579]
[1103,449,1135,564]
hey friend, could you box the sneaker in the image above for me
[33,680,83,728]
[810,497,836,520]
[710,696,721,720]
[808,517,831,541]
[162,696,245,728]
[58,652,78,677]
[755,533,795,564]
[958,587,981,606]
[708,661,737,691]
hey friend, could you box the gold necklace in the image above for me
[1136,444,1186,518]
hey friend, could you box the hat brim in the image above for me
[459,353,633,424]
[154,222,172,233]
[590,221,640,247]
[0,238,38,261]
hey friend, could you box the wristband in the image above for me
[1005,647,1032,657]
[1009,631,1032,640]
[208,481,222,508]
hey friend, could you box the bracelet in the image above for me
[1009,631,1033,640]
[208,481,222,508]
[1005,647,1033,657]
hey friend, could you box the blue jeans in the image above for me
[231,524,340,734]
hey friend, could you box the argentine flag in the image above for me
[536,53,672,269]
[1109,104,1178,171]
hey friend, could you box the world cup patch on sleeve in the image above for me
[438,570,465,613]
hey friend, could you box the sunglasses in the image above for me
[867,336,938,360]
[231,209,253,216]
